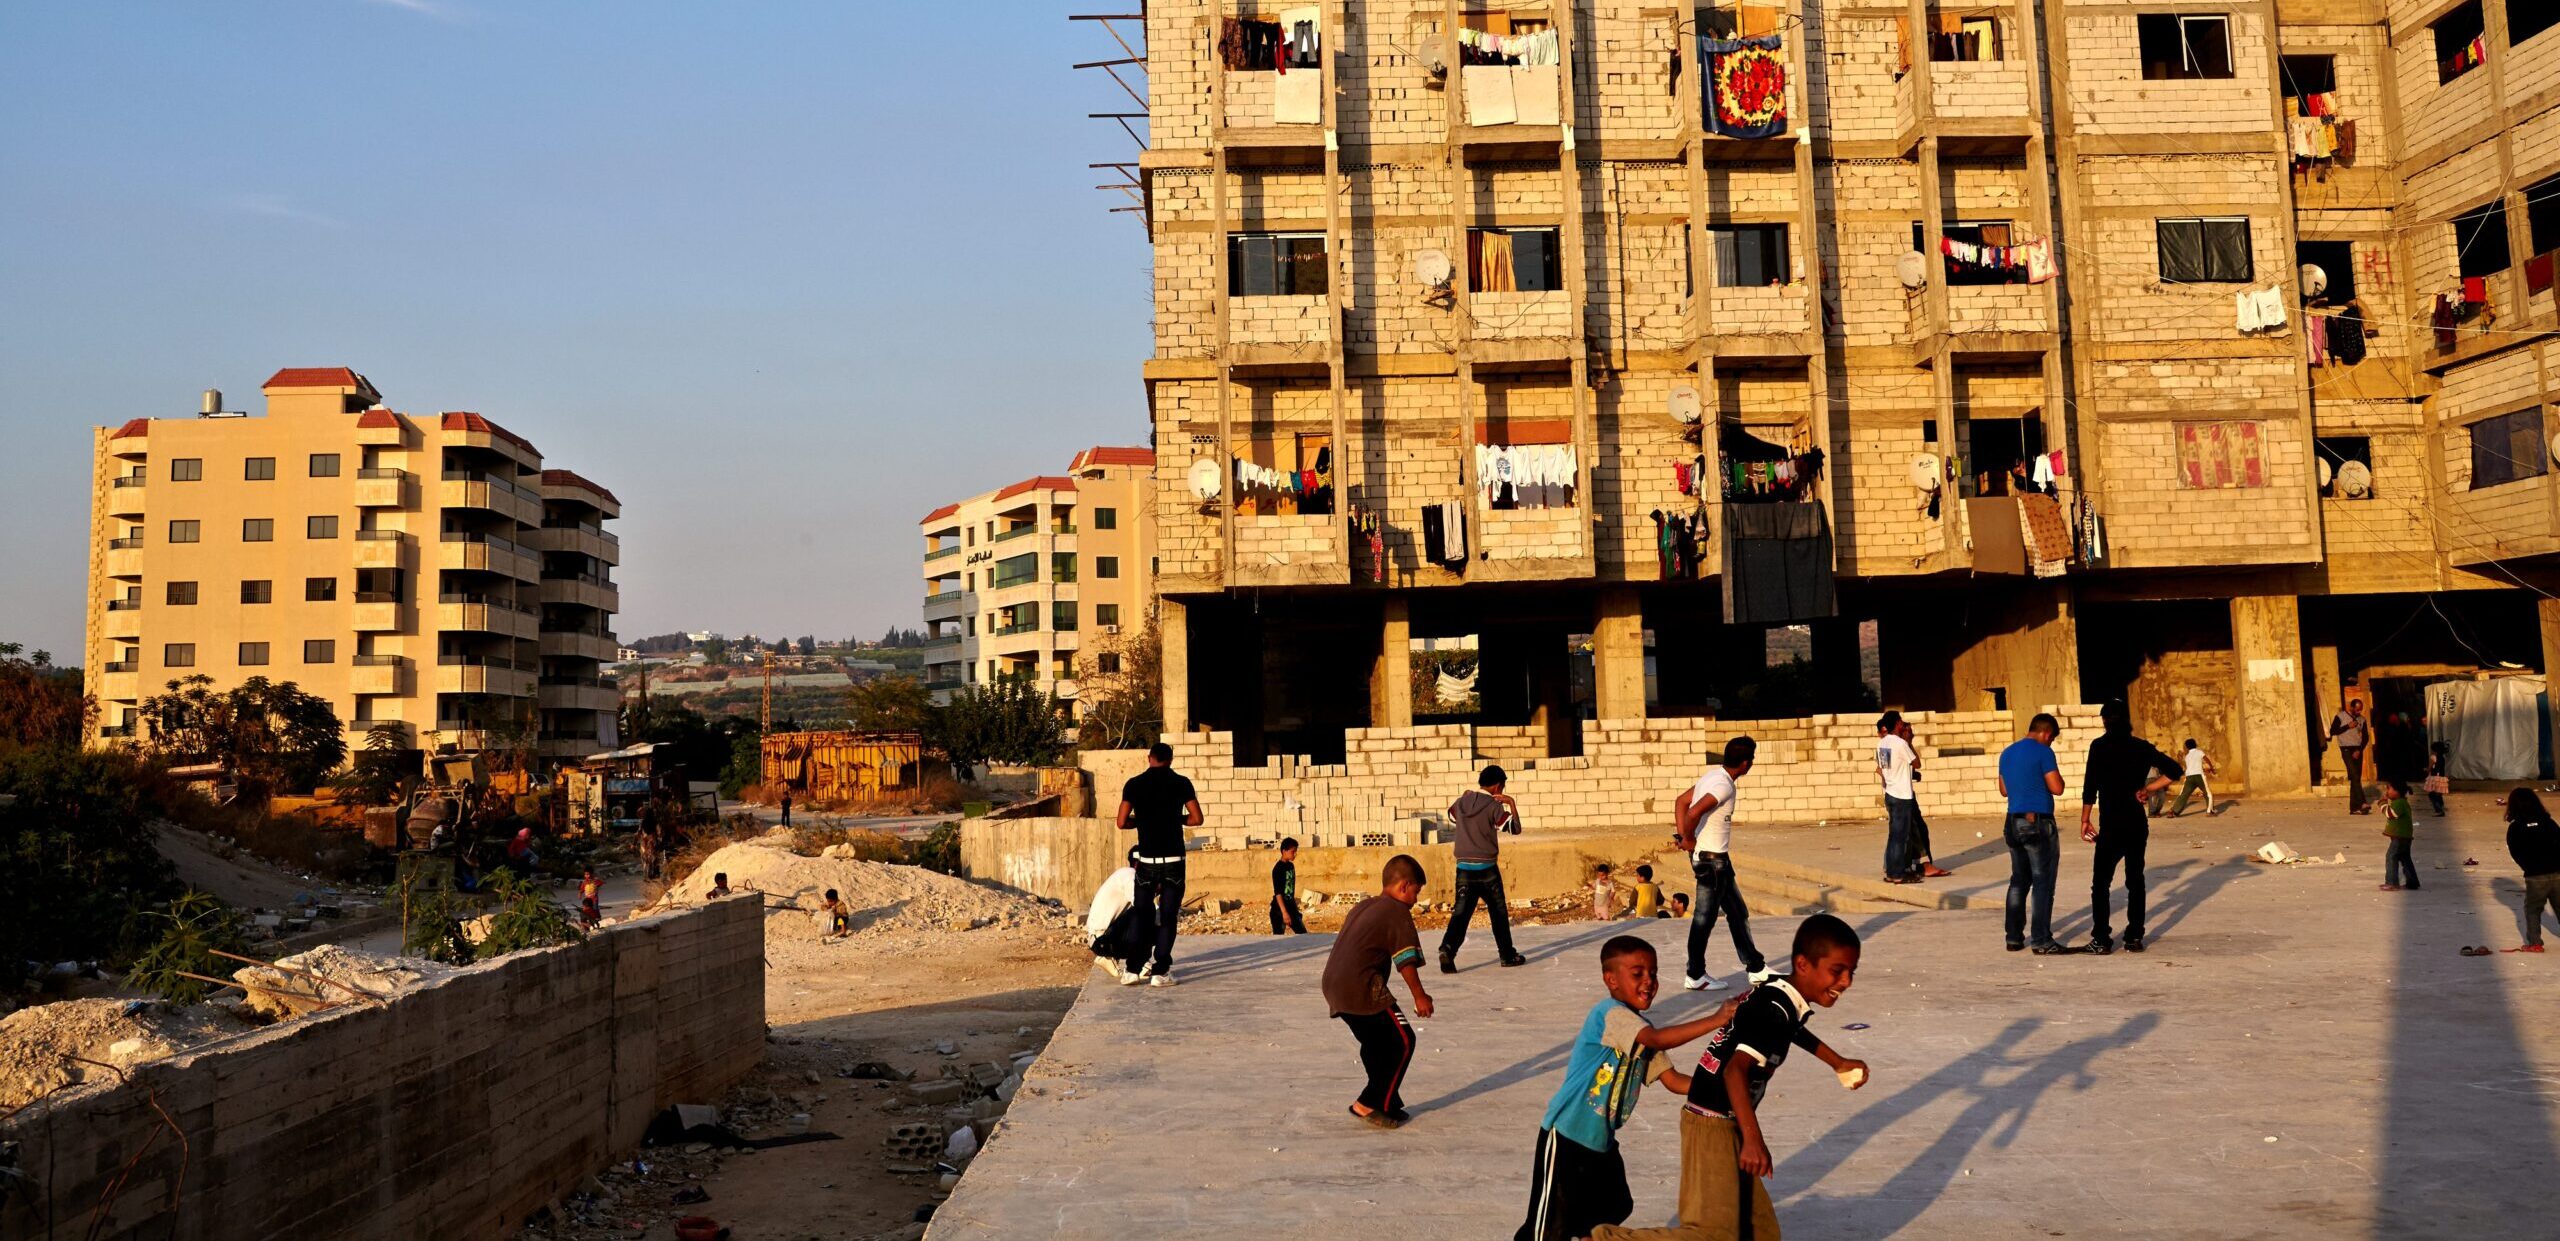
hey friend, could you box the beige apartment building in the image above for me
[920,447,1157,713]
[86,368,622,767]
[1124,0,2560,809]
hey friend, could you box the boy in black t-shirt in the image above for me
[1270,837,1309,934]
[1590,915,1868,1241]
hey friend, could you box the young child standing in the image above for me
[1590,915,1870,1241]
[1629,865,1663,919]
[2380,779,2420,891]
[578,869,603,929]
[2504,788,2559,952]
[1270,837,1309,935]
[1591,864,1620,920]
[1516,936,1739,1241]
[2424,742,2453,816]
[1321,855,1435,1129]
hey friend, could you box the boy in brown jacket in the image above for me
[1323,854,1436,1128]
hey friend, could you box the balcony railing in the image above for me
[105,599,141,612]
[440,591,537,612]
[356,591,402,604]
[542,570,616,587]
[925,546,960,561]
[358,467,410,481]
[112,475,145,488]
[441,530,531,558]
[353,654,408,667]
[109,536,143,550]
[442,469,539,501]
[98,723,135,739]
[355,529,405,542]
[991,620,1040,637]
[924,634,963,648]
[991,525,1039,544]
[101,659,138,673]
[439,654,525,670]
[924,679,963,692]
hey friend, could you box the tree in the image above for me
[0,642,94,750]
[0,746,182,989]
[701,636,731,665]
[797,635,816,656]
[622,698,757,784]
[1077,618,1164,752]
[940,677,1070,769]
[331,723,416,806]
[847,674,936,736]
[138,674,347,795]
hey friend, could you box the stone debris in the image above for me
[659,840,1071,936]
[0,998,252,1110]
[233,944,455,1020]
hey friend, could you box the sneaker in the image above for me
[1119,968,1146,986]
[2124,934,2146,953]
[1148,971,1178,987]
[1438,951,1457,975]
[1684,975,1729,991]
[1747,968,1778,986]
[1498,952,1527,967]
[2030,943,2072,955]
[2086,939,2115,956]
[2005,941,2026,952]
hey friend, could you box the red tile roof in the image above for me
[993,475,1079,502]
[263,366,363,389]
[540,469,619,506]
[1069,446,1155,471]
[440,411,538,456]
[109,418,150,440]
[356,409,405,430]
[921,502,961,524]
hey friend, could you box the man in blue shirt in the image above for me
[1996,713,2071,954]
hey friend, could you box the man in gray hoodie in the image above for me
[1439,764,1528,971]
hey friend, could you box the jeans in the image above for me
[1270,894,1306,934]
[2004,813,2060,948]
[2524,874,2560,946]
[1685,853,1765,980]
[1134,859,1186,972]
[1441,867,1517,960]
[2089,816,2148,944]
[1339,1006,1414,1113]
[2384,836,2419,888]
[2340,746,2366,812]
[1884,796,1921,878]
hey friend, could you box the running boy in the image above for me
[2380,778,2420,890]
[1516,936,1740,1241]
[1271,837,1309,934]
[1590,915,1870,1241]
[1322,855,1435,1128]
[2157,738,2216,818]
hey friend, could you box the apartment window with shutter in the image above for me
[245,457,275,481]
[168,520,200,543]
[1098,652,1125,675]
[1711,225,1790,287]
[1228,232,1330,295]
[309,453,341,477]
[2156,217,2254,283]
[241,580,272,604]
[169,458,203,482]
[1468,227,1563,292]
[1097,604,1122,627]
[242,518,274,542]
[2469,408,2549,488]
[166,581,197,605]
[2454,199,2513,277]
[239,642,270,666]
[2138,13,2233,79]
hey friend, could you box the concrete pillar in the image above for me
[2310,642,2343,785]
[2537,598,2560,777]
[1593,587,1646,722]
[2230,595,2312,795]
[1159,597,1190,737]
[1371,596,1413,729]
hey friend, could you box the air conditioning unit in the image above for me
[1102,624,1121,635]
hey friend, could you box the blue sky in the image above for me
[0,1,1152,658]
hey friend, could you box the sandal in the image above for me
[2503,944,2547,953]
[2378,884,2402,891]
[1922,866,1954,877]
[2460,946,2493,956]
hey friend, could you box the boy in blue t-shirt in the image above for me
[1515,936,1738,1241]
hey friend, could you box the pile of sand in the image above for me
[233,944,456,1020]
[664,839,1065,936]
[0,998,251,1110]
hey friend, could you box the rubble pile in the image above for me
[660,840,1073,935]
[232,944,456,1020]
[0,998,251,1110]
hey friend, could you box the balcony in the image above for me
[924,678,963,693]
[1472,507,1595,582]
[354,467,411,508]
[107,476,144,517]
[103,603,143,639]
[440,472,543,526]
[539,735,607,760]
[352,593,403,633]
[541,629,618,663]
[353,529,410,570]
[104,540,143,579]
[924,633,964,651]
[431,726,493,751]
[542,574,619,614]
[96,668,139,701]
[534,523,620,565]
[436,658,535,698]
[97,722,137,740]
[923,591,967,621]
[350,654,408,696]
[538,679,620,713]
[1219,58,1327,159]
[924,545,960,562]
[438,595,539,639]
[438,531,540,581]
[1456,58,1566,153]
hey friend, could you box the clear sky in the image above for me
[0,1,1152,660]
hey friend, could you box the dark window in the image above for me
[1467,227,1563,292]
[307,515,339,539]
[2436,2,2486,83]
[1096,556,1121,579]
[1052,552,1077,582]
[306,576,337,601]
[2279,54,2336,97]
[2515,0,2560,45]
[2156,217,2254,283]
[1098,652,1125,675]
[241,580,272,604]
[2297,240,2357,303]
[165,581,197,605]
[2316,435,2374,498]
[1053,601,1079,631]
[2530,173,2560,253]
[242,518,273,542]
[309,453,341,477]
[1093,507,1118,530]
[1228,232,1330,296]
[164,643,196,668]
[244,457,275,481]
[1930,15,2001,61]
[2470,408,2549,488]
[1916,220,2031,285]
[2138,13,2233,80]
[1097,603,1122,627]
[1712,225,1791,287]
[239,642,270,666]
[2454,199,2513,277]
[990,552,1040,589]
[168,458,203,482]
[303,639,336,664]
[168,519,200,543]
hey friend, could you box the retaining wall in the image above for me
[0,897,766,1241]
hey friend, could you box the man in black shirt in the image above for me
[1119,742,1204,984]
[2079,701,2181,955]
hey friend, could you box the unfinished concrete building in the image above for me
[1127,0,2560,820]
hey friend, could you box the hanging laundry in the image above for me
[1443,501,1468,562]
[2462,276,2488,306]
[2022,237,2056,283]
[1279,7,1321,68]
[1676,459,1694,495]
[2434,292,2460,348]
[2332,304,2368,365]
[1465,63,1518,125]
[2306,313,2329,365]
[1702,34,1788,138]
[1219,17,1283,70]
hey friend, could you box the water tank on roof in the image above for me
[201,388,222,416]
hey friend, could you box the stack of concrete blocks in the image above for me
[1233,512,1337,567]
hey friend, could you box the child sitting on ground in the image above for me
[1515,936,1739,1241]
[1590,915,1871,1241]
[2505,788,2558,952]
[1591,864,1620,920]
[1271,837,1308,935]
[820,887,853,938]
[1628,865,1663,919]
[1665,892,1690,920]
[2381,779,2420,891]
[708,872,731,899]
[1321,854,1435,1129]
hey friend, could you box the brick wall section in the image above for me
[1152,707,2103,842]
[0,899,766,1241]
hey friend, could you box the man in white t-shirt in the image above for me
[1672,735,1771,992]
[1876,712,1923,883]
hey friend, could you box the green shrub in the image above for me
[124,890,251,1004]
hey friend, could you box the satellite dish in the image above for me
[1414,248,1454,290]
[1188,458,1223,500]
[2317,457,2333,488]
[1909,453,1942,491]
[2336,460,2373,498]
[2550,430,2560,465]
[2300,263,2328,299]
[1668,385,1702,424]
[1896,250,1928,289]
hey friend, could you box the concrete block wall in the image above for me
[1230,294,1335,347]
[0,899,765,1241]
[2393,14,2495,138]
[2065,6,2278,136]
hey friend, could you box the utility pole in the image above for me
[762,648,775,735]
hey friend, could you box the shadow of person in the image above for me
[2047,855,2259,946]
[1168,932,1337,984]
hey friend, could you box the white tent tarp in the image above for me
[2425,677,2548,780]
